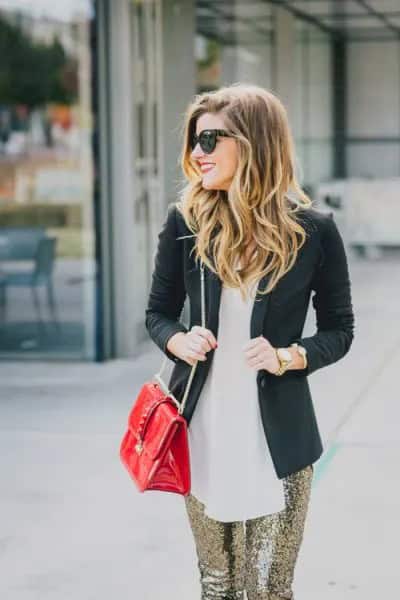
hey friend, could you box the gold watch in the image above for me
[274,347,293,376]
[290,342,308,369]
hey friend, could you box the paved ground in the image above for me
[0,248,399,599]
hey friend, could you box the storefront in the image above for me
[0,0,398,361]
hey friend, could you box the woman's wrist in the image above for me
[166,331,186,359]
[286,346,306,370]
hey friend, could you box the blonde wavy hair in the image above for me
[177,83,313,301]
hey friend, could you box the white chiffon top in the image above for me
[187,275,285,522]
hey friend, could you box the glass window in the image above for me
[194,3,334,189]
[0,0,98,359]
[294,20,333,186]
[195,1,274,93]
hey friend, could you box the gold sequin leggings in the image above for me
[184,464,313,600]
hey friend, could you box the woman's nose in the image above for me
[191,143,205,159]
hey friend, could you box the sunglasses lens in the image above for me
[190,130,221,153]
[200,130,216,153]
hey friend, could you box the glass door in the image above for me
[130,0,163,340]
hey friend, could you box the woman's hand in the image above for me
[243,335,280,374]
[167,326,218,366]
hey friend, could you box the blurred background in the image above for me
[0,1,399,599]
[0,0,399,361]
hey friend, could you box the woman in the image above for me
[145,83,354,599]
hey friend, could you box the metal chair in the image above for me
[0,236,59,330]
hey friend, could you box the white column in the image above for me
[107,0,137,357]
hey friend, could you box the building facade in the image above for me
[0,0,398,361]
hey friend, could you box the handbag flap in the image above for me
[128,382,184,460]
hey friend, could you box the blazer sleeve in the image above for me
[292,212,355,376]
[145,203,188,363]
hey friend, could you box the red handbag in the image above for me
[119,261,206,495]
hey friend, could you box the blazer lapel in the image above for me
[249,271,273,339]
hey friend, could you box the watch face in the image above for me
[278,348,292,361]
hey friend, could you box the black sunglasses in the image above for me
[190,129,232,154]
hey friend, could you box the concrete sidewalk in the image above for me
[0,249,399,599]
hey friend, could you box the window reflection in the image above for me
[0,0,97,358]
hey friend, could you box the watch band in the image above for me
[274,348,292,376]
[275,363,287,376]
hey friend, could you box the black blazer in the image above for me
[145,203,355,479]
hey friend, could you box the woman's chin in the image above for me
[201,179,217,190]
[201,177,228,191]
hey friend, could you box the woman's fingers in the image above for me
[190,326,218,352]
[182,326,218,365]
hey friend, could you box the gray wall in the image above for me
[347,40,400,177]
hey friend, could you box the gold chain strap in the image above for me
[154,261,205,415]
